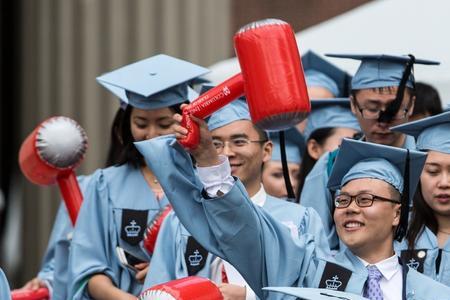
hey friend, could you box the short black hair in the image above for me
[412,82,443,117]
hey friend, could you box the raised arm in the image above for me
[135,116,327,298]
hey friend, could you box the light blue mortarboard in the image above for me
[207,99,251,131]
[391,111,450,154]
[303,98,361,140]
[302,50,352,97]
[96,54,209,110]
[325,54,439,90]
[269,128,305,164]
[328,139,426,201]
[263,287,369,300]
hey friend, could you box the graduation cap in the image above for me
[391,111,450,154]
[303,98,361,141]
[207,99,251,131]
[200,84,252,131]
[326,54,440,124]
[96,54,210,110]
[325,54,439,90]
[327,138,427,241]
[263,287,369,300]
[269,128,305,164]
[302,50,352,97]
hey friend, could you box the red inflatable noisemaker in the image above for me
[11,288,50,300]
[19,116,88,225]
[138,276,223,300]
[143,205,173,254]
[179,19,310,149]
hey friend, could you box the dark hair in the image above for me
[115,103,183,168]
[412,82,443,118]
[351,86,416,104]
[297,127,336,199]
[105,108,125,167]
[406,182,438,249]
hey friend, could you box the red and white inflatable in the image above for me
[179,18,310,149]
[19,116,88,225]
[143,205,173,254]
[139,276,223,300]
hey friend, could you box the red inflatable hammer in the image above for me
[180,19,310,149]
[139,276,223,300]
[19,116,88,225]
[11,288,50,300]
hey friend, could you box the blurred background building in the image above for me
[3,0,450,288]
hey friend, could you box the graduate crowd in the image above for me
[1,25,450,300]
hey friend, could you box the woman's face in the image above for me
[321,127,359,153]
[262,160,301,199]
[308,127,359,160]
[420,150,450,217]
[130,107,177,142]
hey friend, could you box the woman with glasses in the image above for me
[300,54,439,250]
[392,111,450,287]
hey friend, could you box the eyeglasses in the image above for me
[353,99,410,120]
[212,137,267,152]
[334,193,400,209]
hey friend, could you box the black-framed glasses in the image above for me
[334,193,400,208]
[212,137,268,151]
[353,99,410,120]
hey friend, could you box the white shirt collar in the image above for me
[251,185,266,207]
[358,254,400,281]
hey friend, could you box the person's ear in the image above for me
[307,139,323,160]
[392,204,401,227]
[261,140,273,163]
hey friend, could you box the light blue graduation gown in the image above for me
[135,135,450,300]
[395,226,450,287]
[300,135,416,249]
[37,175,91,300]
[0,268,11,300]
[143,194,318,290]
[68,164,169,299]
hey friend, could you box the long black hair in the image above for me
[297,127,336,197]
[105,108,125,167]
[406,183,439,249]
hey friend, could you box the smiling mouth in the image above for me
[343,221,365,229]
[229,163,242,172]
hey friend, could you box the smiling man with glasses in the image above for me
[301,54,440,249]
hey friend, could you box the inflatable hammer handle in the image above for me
[11,288,50,300]
[57,171,82,225]
[179,73,245,150]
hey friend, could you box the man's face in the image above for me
[333,178,401,257]
[211,120,272,190]
[350,88,414,147]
